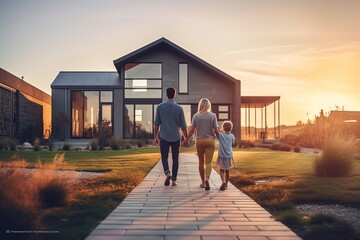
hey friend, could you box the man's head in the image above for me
[166,87,176,99]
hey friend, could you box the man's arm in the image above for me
[154,125,160,145]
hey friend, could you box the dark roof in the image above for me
[113,37,239,84]
[0,68,51,104]
[51,71,120,89]
[328,110,360,120]
[241,96,280,108]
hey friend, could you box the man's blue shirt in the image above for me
[154,99,187,142]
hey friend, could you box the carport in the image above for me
[241,96,281,140]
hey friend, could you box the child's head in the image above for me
[221,121,233,133]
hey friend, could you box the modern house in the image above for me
[51,37,280,144]
[0,68,51,142]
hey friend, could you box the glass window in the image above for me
[219,113,229,120]
[125,79,162,88]
[219,105,228,112]
[179,63,188,93]
[124,63,162,99]
[125,89,161,98]
[83,91,99,138]
[125,63,161,78]
[71,90,113,139]
[71,91,84,137]
[135,105,153,139]
[124,105,134,139]
[101,105,112,126]
[101,91,113,102]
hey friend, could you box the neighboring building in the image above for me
[328,110,360,138]
[51,38,241,142]
[0,68,51,142]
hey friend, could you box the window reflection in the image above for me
[71,90,113,138]
[125,63,161,78]
[135,105,153,139]
[179,63,188,93]
[124,105,134,139]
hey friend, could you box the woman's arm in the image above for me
[183,126,195,145]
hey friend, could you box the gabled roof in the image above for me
[113,37,239,84]
[51,71,119,89]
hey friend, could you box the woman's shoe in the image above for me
[204,180,210,191]
[220,183,226,191]
[200,183,205,188]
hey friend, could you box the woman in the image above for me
[183,98,219,191]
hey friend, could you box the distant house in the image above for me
[0,68,51,142]
[328,110,360,137]
[51,37,280,143]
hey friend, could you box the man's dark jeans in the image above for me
[160,138,180,181]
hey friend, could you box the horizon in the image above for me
[1,0,360,125]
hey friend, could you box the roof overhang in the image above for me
[241,96,280,108]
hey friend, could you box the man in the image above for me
[154,87,187,186]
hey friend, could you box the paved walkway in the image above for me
[86,154,300,240]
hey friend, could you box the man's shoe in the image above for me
[171,180,177,186]
[204,180,210,191]
[164,175,171,186]
[220,183,226,191]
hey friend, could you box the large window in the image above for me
[124,63,162,99]
[179,63,188,93]
[71,90,113,138]
[124,104,154,139]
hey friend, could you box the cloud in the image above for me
[223,44,304,55]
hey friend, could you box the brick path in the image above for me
[86,154,300,240]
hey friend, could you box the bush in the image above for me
[293,145,301,153]
[109,136,122,150]
[239,140,255,148]
[62,143,71,151]
[33,137,41,151]
[38,179,68,208]
[90,138,99,151]
[314,132,358,177]
[271,143,292,151]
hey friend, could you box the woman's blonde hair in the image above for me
[197,98,212,113]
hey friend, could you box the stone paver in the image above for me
[86,154,300,240]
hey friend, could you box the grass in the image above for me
[0,147,161,240]
[226,148,360,239]
[1,146,359,239]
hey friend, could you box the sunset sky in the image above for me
[1,0,360,126]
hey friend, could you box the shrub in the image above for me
[38,179,68,208]
[137,139,145,148]
[62,143,71,151]
[314,132,358,177]
[33,137,41,151]
[8,139,18,151]
[90,138,99,151]
[293,145,301,153]
[109,136,122,150]
[271,143,292,151]
[239,140,255,148]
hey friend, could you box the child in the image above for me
[216,121,236,191]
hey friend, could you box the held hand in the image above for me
[153,137,159,146]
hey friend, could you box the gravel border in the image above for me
[296,204,360,234]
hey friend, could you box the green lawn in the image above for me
[228,148,360,239]
[1,147,359,240]
[230,148,360,206]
